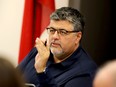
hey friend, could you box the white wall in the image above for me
[0,0,24,66]
[0,0,69,66]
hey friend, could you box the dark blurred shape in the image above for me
[0,56,25,87]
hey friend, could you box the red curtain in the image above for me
[18,0,55,63]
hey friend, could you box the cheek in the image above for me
[64,37,77,45]
[61,38,75,48]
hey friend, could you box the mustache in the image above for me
[50,40,61,46]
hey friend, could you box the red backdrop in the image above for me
[18,0,55,63]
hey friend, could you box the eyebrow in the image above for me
[48,27,67,30]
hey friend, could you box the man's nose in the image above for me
[52,31,60,39]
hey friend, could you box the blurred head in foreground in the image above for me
[93,59,116,87]
[0,56,25,87]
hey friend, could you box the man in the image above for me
[17,7,97,87]
[93,60,116,87]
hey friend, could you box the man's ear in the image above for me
[75,31,82,44]
[77,31,82,38]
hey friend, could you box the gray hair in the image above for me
[50,7,85,33]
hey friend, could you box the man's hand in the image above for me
[34,38,50,73]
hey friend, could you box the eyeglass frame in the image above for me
[46,27,80,36]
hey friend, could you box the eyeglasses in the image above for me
[46,27,79,36]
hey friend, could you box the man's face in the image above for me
[47,20,82,59]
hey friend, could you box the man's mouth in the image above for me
[51,42,60,47]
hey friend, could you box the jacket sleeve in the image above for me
[36,72,58,87]
[36,72,93,87]
[16,47,37,73]
[64,75,93,87]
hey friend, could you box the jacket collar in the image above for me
[47,46,82,68]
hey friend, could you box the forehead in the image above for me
[48,20,74,30]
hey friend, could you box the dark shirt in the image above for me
[17,46,97,87]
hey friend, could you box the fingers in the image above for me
[35,38,44,51]
[35,37,49,49]
[34,38,50,72]
[35,53,39,61]
[35,38,50,57]
[35,38,44,46]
